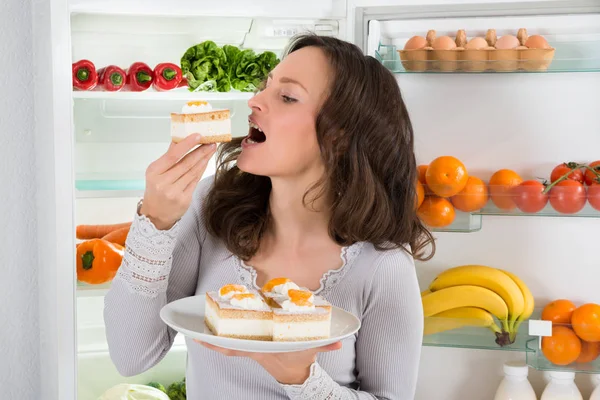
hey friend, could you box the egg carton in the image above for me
[398,28,555,72]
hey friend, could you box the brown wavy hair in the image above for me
[204,33,435,262]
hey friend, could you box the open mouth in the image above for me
[248,121,266,144]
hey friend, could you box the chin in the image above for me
[237,153,271,177]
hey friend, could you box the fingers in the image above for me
[164,142,216,184]
[152,134,206,174]
[176,147,216,193]
[317,341,343,352]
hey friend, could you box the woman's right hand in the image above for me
[140,134,217,230]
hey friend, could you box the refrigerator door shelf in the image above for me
[368,13,600,74]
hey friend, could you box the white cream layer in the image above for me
[273,321,331,340]
[205,301,273,336]
[171,119,231,138]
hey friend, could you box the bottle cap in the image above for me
[549,371,576,380]
[503,361,529,377]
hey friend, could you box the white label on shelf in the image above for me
[528,320,552,337]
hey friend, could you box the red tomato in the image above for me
[513,180,549,213]
[584,161,600,186]
[588,183,600,211]
[549,180,586,214]
[550,163,584,183]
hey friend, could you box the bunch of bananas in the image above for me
[421,265,534,347]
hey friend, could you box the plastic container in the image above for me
[494,361,537,400]
[589,374,600,399]
[540,371,582,400]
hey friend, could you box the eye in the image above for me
[282,95,297,104]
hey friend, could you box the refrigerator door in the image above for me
[351,1,600,399]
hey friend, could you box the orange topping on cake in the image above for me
[262,278,291,293]
[186,100,209,107]
[231,293,256,301]
[288,289,314,306]
[218,284,247,297]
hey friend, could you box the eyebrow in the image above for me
[268,72,308,93]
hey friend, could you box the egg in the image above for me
[432,36,457,50]
[495,35,520,50]
[525,35,551,49]
[464,37,488,50]
[404,36,427,50]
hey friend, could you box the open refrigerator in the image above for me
[34,0,600,399]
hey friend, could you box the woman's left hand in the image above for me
[195,340,342,385]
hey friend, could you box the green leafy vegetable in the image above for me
[166,380,187,400]
[180,40,230,92]
[146,382,167,394]
[180,41,280,93]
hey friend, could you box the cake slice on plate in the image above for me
[170,100,232,144]
[260,277,301,308]
[270,287,332,342]
[204,284,273,341]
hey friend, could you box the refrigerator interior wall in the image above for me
[71,12,341,398]
[370,11,600,400]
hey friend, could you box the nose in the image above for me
[247,90,267,113]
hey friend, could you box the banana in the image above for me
[421,285,509,322]
[500,269,535,341]
[428,264,525,330]
[421,289,431,296]
[424,307,502,336]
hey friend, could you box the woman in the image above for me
[104,33,435,399]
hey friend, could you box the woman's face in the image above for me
[237,46,331,180]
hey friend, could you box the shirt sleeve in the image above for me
[103,176,213,377]
[282,249,424,400]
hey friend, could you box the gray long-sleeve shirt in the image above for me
[104,176,424,400]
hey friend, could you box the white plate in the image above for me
[160,295,361,353]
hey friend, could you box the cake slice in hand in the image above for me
[204,284,273,341]
[272,288,332,342]
[170,101,232,144]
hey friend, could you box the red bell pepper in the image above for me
[152,63,183,91]
[123,62,153,91]
[178,76,189,88]
[72,60,98,91]
[94,65,126,91]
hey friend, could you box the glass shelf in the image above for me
[72,89,254,101]
[75,179,145,192]
[526,338,600,374]
[376,40,600,74]
[76,281,111,297]
[424,212,482,233]
[423,324,533,353]
[476,203,600,219]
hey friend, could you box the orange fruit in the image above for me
[417,165,428,184]
[417,196,456,228]
[541,299,577,325]
[450,176,489,212]
[425,156,468,198]
[576,340,600,363]
[218,284,247,297]
[541,325,582,366]
[415,180,425,209]
[571,303,600,342]
[489,169,523,211]
[262,278,290,293]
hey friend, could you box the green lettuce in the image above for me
[181,41,280,93]
[180,41,230,92]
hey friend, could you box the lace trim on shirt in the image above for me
[282,362,338,400]
[237,242,364,295]
[115,212,180,298]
